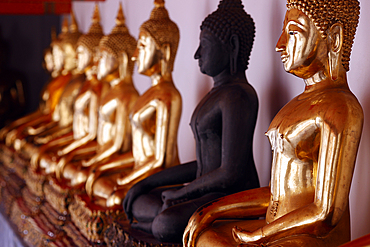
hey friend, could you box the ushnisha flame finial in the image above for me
[154,0,165,7]
[115,3,126,26]
[92,4,101,24]
[70,11,79,33]
[61,16,69,34]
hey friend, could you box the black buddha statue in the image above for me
[123,0,260,243]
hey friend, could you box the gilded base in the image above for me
[25,168,46,197]
[22,186,43,216]
[63,220,93,247]
[0,144,15,169]
[69,193,122,243]
[43,176,79,215]
[104,220,181,247]
[12,152,28,179]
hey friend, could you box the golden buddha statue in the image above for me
[28,5,104,174]
[84,0,182,209]
[33,4,135,217]
[183,0,363,246]
[54,3,138,188]
[3,14,81,152]
[31,6,106,145]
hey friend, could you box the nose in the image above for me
[132,48,138,62]
[194,46,201,59]
[276,31,286,52]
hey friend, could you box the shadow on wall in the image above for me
[0,15,60,114]
[351,93,370,238]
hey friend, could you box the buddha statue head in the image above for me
[97,3,136,81]
[276,0,360,80]
[51,13,81,75]
[43,27,57,74]
[76,4,104,73]
[43,47,54,74]
[51,17,68,76]
[196,0,255,77]
[133,0,179,77]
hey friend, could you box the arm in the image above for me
[234,110,363,244]
[85,151,135,197]
[82,99,126,167]
[6,113,52,147]
[183,187,270,247]
[26,120,58,136]
[34,125,72,145]
[0,110,42,140]
[116,99,169,186]
[58,92,98,156]
[72,91,91,138]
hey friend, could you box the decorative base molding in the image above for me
[0,148,182,247]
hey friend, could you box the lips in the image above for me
[280,53,288,63]
[198,60,203,67]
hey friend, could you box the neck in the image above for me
[303,69,348,93]
[51,69,61,78]
[150,72,172,86]
[103,70,120,83]
[111,74,133,87]
[304,70,327,87]
[213,69,247,87]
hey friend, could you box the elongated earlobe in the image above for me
[161,43,171,75]
[328,23,343,80]
[229,34,239,75]
[119,51,128,80]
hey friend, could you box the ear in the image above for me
[229,34,240,75]
[161,43,171,75]
[327,23,343,80]
[119,51,128,80]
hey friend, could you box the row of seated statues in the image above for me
[0,0,364,246]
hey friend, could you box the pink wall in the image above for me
[72,0,370,240]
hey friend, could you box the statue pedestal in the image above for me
[104,219,181,247]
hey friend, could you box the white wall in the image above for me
[72,0,370,240]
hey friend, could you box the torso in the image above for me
[73,76,106,139]
[97,83,139,153]
[53,72,85,126]
[42,72,72,115]
[130,80,181,168]
[190,81,258,187]
[266,87,358,223]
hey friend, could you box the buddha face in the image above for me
[44,51,54,73]
[133,31,160,75]
[76,45,92,72]
[52,45,64,73]
[64,44,77,71]
[194,29,230,77]
[97,50,118,80]
[276,8,327,79]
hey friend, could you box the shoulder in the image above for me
[217,83,258,109]
[320,89,363,132]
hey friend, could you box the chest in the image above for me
[190,91,222,138]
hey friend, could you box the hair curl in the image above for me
[201,0,255,71]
